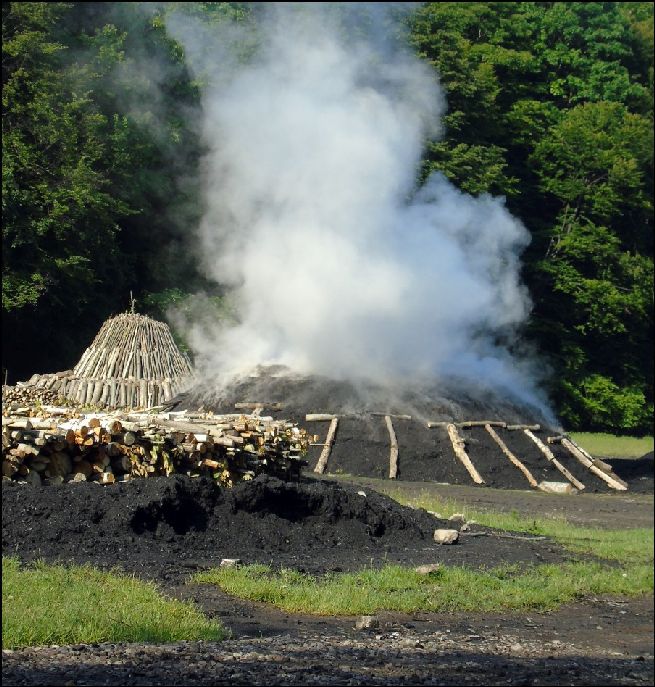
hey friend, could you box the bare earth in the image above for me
[2,476,653,686]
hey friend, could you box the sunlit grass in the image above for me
[373,484,653,563]
[568,432,653,458]
[2,558,226,649]
[194,560,652,616]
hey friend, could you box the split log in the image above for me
[314,417,338,475]
[305,414,338,422]
[560,437,628,491]
[385,415,399,479]
[446,423,485,484]
[484,424,537,488]
[523,429,585,491]
[458,421,507,429]
[371,413,411,420]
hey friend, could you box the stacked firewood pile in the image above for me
[2,384,67,408]
[2,407,310,488]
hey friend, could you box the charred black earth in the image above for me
[170,369,652,493]
[2,474,574,586]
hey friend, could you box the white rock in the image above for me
[433,529,459,545]
[414,563,442,574]
[538,481,577,495]
[220,558,242,567]
[448,513,466,524]
[355,615,380,630]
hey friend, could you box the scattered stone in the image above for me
[414,563,442,574]
[460,523,470,532]
[433,529,459,545]
[355,616,380,630]
[357,491,366,497]
[538,481,577,495]
[448,513,466,524]
[220,558,242,568]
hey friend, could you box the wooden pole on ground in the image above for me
[446,423,485,484]
[485,424,538,488]
[314,417,339,474]
[385,415,399,479]
[371,412,412,420]
[458,420,507,429]
[558,437,628,491]
[523,429,585,491]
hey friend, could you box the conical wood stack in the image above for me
[17,313,194,410]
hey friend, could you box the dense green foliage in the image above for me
[2,2,653,433]
[410,2,653,433]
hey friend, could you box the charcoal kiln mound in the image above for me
[170,367,643,494]
[2,474,573,585]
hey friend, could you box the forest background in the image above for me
[2,2,653,434]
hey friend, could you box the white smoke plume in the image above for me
[165,3,551,414]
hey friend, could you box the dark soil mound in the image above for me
[2,475,571,585]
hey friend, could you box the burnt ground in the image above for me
[2,468,654,685]
[168,368,654,493]
[1,474,575,585]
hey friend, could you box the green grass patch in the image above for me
[568,432,653,458]
[2,558,226,649]
[193,560,653,616]
[193,483,653,616]
[374,485,653,563]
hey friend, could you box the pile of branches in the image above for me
[2,407,310,488]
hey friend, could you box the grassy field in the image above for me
[569,432,653,458]
[2,558,225,649]
[195,559,652,616]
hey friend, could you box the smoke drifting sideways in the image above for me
[165,4,555,422]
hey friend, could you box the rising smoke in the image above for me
[165,3,552,416]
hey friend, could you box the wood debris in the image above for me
[2,407,309,488]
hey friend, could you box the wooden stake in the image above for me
[446,423,485,484]
[385,415,399,479]
[458,420,507,429]
[485,424,537,488]
[523,429,585,491]
[314,417,338,474]
[371,413,411,420]
[560,438,628,491]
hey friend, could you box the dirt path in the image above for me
[3,594,652,685]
